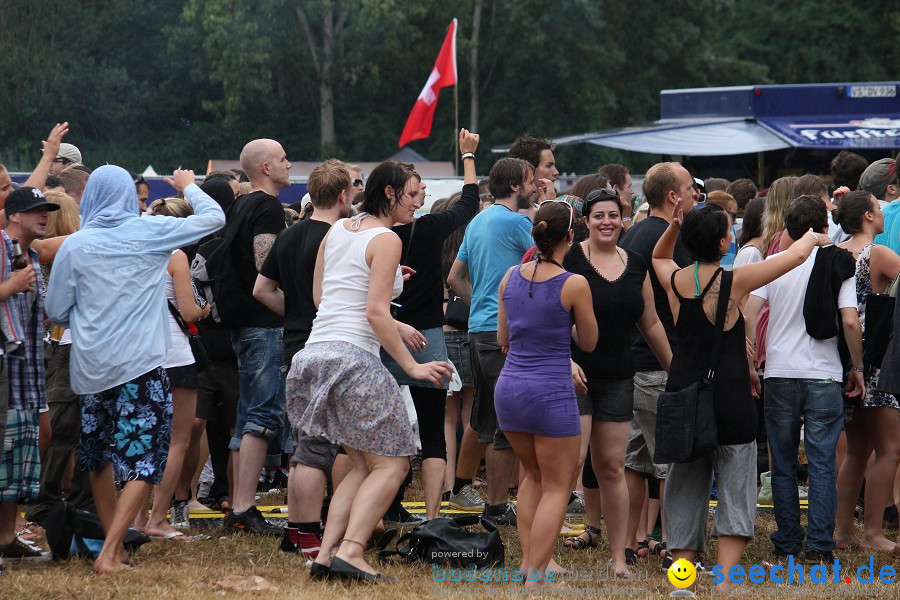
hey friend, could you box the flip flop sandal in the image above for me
[150,531,189,541]
[563,525,601,550]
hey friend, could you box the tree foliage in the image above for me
[0,0,897,175]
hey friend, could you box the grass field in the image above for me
[5,489,900,599]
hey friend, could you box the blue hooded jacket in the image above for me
[45,165,226,394]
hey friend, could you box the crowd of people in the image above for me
[1,122,899,591]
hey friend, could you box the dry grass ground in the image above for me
[5,490,900,599]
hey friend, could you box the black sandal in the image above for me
[624,548,637,565]
[563,525,601,550]
[649,540,667,558]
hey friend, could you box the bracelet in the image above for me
[807,231,819,243]
[622,217,633,222]
[461,152,475,161]
[851,366,864,373]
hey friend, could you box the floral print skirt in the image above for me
[78,366,173,484]
[286,341,416,457]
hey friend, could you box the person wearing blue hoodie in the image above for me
[45,165,225,574]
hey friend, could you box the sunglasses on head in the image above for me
[538,198,574,230]
[585,187,620,204]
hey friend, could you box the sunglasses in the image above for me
[353,179,364,187]
[585,187,619,203]
[538,198,574,230]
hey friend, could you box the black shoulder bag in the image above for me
[166,300,210,373]
[653,269,730,464]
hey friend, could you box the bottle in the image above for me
[11,238,28,271]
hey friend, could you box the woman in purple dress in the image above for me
[494,201,597,586]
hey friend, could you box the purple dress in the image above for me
[495,266,580,437]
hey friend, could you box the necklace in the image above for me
[528,255,565,298]
[587,241,626,268]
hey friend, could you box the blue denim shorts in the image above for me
[229,327,286,452]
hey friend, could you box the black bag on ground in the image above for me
[45,500,151,559]
[378,516,504,568]
[653,268,730,464]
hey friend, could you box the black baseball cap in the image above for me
[5,186,61,216]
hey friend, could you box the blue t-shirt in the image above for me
[874,201,900,256]
[457,204,533,332]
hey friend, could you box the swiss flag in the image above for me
[398,19,457,148]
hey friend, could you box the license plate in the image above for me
[849,85,896,98]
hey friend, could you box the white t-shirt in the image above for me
[751,248,856,381]
[733,244,764,269]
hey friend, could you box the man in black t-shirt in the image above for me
[223,138,290,536]
[617,161,696,559]
[253,159,353,557]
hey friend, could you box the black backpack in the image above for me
[378,516,504,568]
[45,500,150,559]
[192,197,257,326]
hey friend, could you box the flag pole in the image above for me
[454,80,459,176]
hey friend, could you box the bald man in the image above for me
[222,139,291,536]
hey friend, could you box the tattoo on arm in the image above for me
[253,234,276,272]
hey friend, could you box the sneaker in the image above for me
[660,554,673,572]
[482,503,517,527]
[383,506,425,526]
[224,506,282,536]
[170,500,190,530]
[448,484,485,512]
[0,537,51,563]
[757,471,773,506]
[566,491,585,516]
[695,554,716,575]
[801,550,834,564]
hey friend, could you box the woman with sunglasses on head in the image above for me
[494,201,598,587]
[562,188,673,577]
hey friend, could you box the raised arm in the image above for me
[24,122,69,190]
[146,170,226,251]
[731,230,830,299]
[652,197,683,295]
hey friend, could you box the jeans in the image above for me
[764,377,843,555]
[229,327,286,455]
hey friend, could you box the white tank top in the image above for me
[163,250,194,368]
[306,218,404,356]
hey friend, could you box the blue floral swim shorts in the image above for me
[78,367,173,484]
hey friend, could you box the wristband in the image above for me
[806,231,819,244]
[461,152,475,161]
[851,366,863,373]
[622,217,632,222]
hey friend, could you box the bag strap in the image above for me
[707,268,731,380]
[166,300,191,337]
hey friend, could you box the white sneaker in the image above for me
[448,484,485,512]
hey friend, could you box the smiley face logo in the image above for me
[668,558,697,588]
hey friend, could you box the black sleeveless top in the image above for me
[665,268,758,445]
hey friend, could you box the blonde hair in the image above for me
[761,176,797,251]
[238,182,252,196]
[147,197,193,218]
[43,190,81,237]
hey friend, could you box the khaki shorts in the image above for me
[624,370,668,479]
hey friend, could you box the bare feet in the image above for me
[860,535,894,552]
[144,521,186,540]
[835,534,861,550]
[609,558,632,579]
[94,555,136,574]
